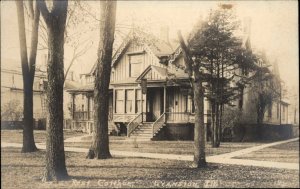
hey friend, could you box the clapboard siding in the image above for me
[112,41,166,83]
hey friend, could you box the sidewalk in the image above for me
[2,137,299,170]
[64,134,90,143]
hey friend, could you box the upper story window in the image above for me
[129,55,142,77]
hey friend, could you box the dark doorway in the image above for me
[146,87,164,122]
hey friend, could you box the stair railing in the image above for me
[152,112,166,137]
[127,112,143,137]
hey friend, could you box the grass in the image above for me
[65,140,264,156]
[1,147,299,188]
[1,130,265,156]
[234,140,299,163]
[1,130,85,143]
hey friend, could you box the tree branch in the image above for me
[37,0,50,25]
[28,0,40,85]
[15,0,30,77]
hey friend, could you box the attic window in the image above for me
[129,55,142,77]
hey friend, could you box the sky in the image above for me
[1,0,299,96]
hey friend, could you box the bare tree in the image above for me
[15,0,40,153]
[87,1,117,159]
[36,1,94,82]
[37,0,69,181]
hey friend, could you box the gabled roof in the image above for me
[136,65,167,81]
[136,65,188,82]
[88,29,175,76]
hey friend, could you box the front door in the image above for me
[146,87,164,122]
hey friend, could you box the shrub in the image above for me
[1,100,23,121]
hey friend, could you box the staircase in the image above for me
[128,122,154,141]
[127,113,167,141]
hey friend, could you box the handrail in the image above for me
[152,112,166,137]
[127,112,143,137]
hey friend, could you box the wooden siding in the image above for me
[111,41,167,83]
[168,54,185,72]
[143,68,165,81]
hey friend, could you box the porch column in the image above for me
[164,84,166,122]
[87,94,90,120]
[141,88,143,122]
[72,93,75,119]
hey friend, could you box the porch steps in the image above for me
[128,122,154,141]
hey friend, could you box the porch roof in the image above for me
[136,65,188,82]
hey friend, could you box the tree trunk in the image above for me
[214,103,220,148]
[177,31,206,168]
[193,79,207,167]
[87,1,117,159]
[211,101,218,147]
[38,0,69,181]
[16,0,38,153]
[217,104,223,146]
[22,83,37,152]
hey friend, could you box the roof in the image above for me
[66,83,94,92]
[136,65,188,82]
[64,80,82,90]
[88,29,175,75]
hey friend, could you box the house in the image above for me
[1,58,47,121]
[67,20,289,141]
[67,29,210,140]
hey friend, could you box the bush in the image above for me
[221,107,242,141]
[1,100,23,121]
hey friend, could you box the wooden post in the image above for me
[87,94,90,120]
[72,93,75,119]
[141,87,143,122]
[164,85,166,122]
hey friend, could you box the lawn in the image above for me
[1,130,85,143]
[1,130,265,156]
[234,140,299,163]
[65,140,264,156]
[1,147,299,188]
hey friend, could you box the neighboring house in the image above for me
[240,58,290,126]
[1,58,47,121]
[67,30,210,140]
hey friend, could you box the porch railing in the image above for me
[74,111,92,120]
[127,112,143,137]
[152,112,166,137]
[165,112,190,123]
[73,110,113,121]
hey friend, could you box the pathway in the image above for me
[2,137,299,170]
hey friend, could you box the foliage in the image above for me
[221,106,242,130]
[1,100,23,121]
[249,52,280,124]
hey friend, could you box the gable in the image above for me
[136,65,167,81]
[89,30,174,75]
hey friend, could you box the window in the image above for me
[191,100,195,113]
[125,90,134,113]
[282,106,285,121]
[135,89,142,113]
[267,104,272,118]
[277,103,280,119]
[129,55,142,77]
[115,90,124,113]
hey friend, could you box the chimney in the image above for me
[160,26,169,43]
[243,17,251,36]
[70,71,74,81]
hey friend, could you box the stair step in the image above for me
[129,136,152,139]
